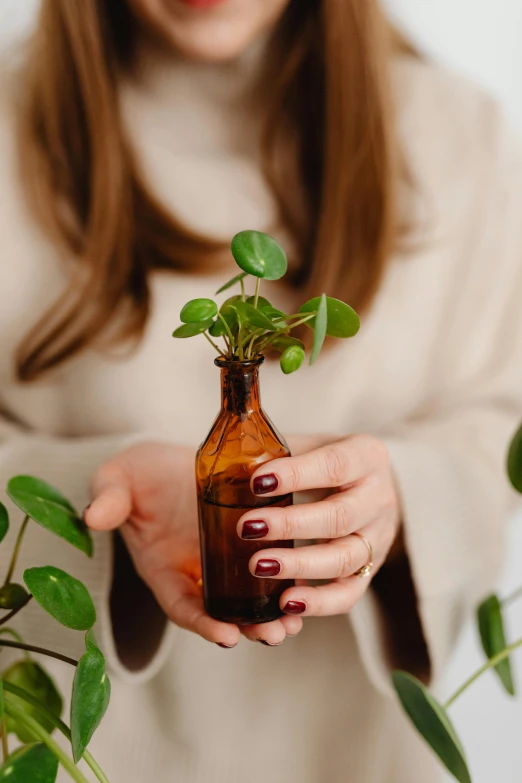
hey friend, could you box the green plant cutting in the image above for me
[172,229,361,370]
[392,424,522,783]
[0,478,111,783]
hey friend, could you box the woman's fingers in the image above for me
[279,578,368,617]
[249,532,373,581]
[148,566,241,647]
[85,462,134,531]
[250,435,388,496]
[237,494,370,542]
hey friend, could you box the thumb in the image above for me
[85,464,133,532]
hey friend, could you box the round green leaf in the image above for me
[3,661,63,744]
[507,421,522,493]
[280,346,305,375]
[180,298,218,324]
[0,744,58,783]
[261,306,287,324]
[392,671,471,783]
[230,301,278,332]
[7,477,92,558]
[0,583,29,611]
[215,271,247,295]
[172,319,215,338]
[23,567,96,631]
[246,295,272,310]
[309,293,327,365]
[71,631,111,763]
[0,503,8,544]
[477,595,515,696]
[299,296,360,338]
[231,231,288,280]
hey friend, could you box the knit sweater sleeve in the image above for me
[349,103,522,694]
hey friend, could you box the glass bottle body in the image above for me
[196,358,294,625]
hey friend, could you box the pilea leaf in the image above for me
[24,566,96,631]
[71,631,111,763]
[7,477,92,557]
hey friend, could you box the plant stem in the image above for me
[4,516,30,585]
[502,585,522,607]
[1,720,8,761]
[0,629,31,661]
[4,701,91,783]
[240,278,246,302]
[0,639,78,667]
[203,332,224,357]
[217,313,236,351]
[444,635,522,708]
[0,595,32,627]
[253,278,261,309]
[3,682,111,783]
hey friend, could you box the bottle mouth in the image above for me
[215,356,265,369]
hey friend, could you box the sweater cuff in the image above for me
[348,436,506,696]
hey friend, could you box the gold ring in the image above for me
[351,532,374,578]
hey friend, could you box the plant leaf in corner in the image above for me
[0,743,58,783]
[7,477,92,557]
[0,503,8,544]
[23,566,96,631]
[507,421,522,493]
[477,595,515,695]
[392,671,471,783]
[2,660,63,743]
[71,631,111,763]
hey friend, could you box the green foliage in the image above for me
[173,230,360,370]
[172,320,215,338]
[2,662,63,744]
[0,744,58,783]
[309,293,327,365]
[231,230,288,280]
[7,477,92,557]
[507,421,522,493]
[23,567,96,631]
[280,346,306,375]
[71,632,111,763]
[180,299,218,323]
[392,672,471,783]
[299,295,361,338]
[0,505,8,545]
[0,584,29,611]
[477,595,515,695]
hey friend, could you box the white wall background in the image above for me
[1,1,522,781]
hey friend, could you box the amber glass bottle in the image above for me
[196,357,294,625]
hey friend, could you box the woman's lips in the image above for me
[178,0,227,8]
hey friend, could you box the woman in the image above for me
[0,0,521,780]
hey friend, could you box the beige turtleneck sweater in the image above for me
[0,47,521,783]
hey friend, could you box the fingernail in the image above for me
[255,559,281,577]
[253,474,279,495]
[82,504,91,521]
[258,639,283,647]
[217,643,236,649]
[283,601,306,615]
[241,520,269,540]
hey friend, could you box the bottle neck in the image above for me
[219,361,262,416]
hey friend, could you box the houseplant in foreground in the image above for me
[0,478,111,783]
[392,424,522,783]
[173,230,360,624]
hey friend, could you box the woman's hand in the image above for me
[237,434,402,622]
[84,443,304,649]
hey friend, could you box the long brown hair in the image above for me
[16,0,415,381]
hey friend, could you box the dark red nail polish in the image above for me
[255,559,281,577]
[258,639,283,647]
[241,520,269,540]
[82,504,91,521]
[253,474,279,495]
[283,601,306,615]
[217,643,236,649]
